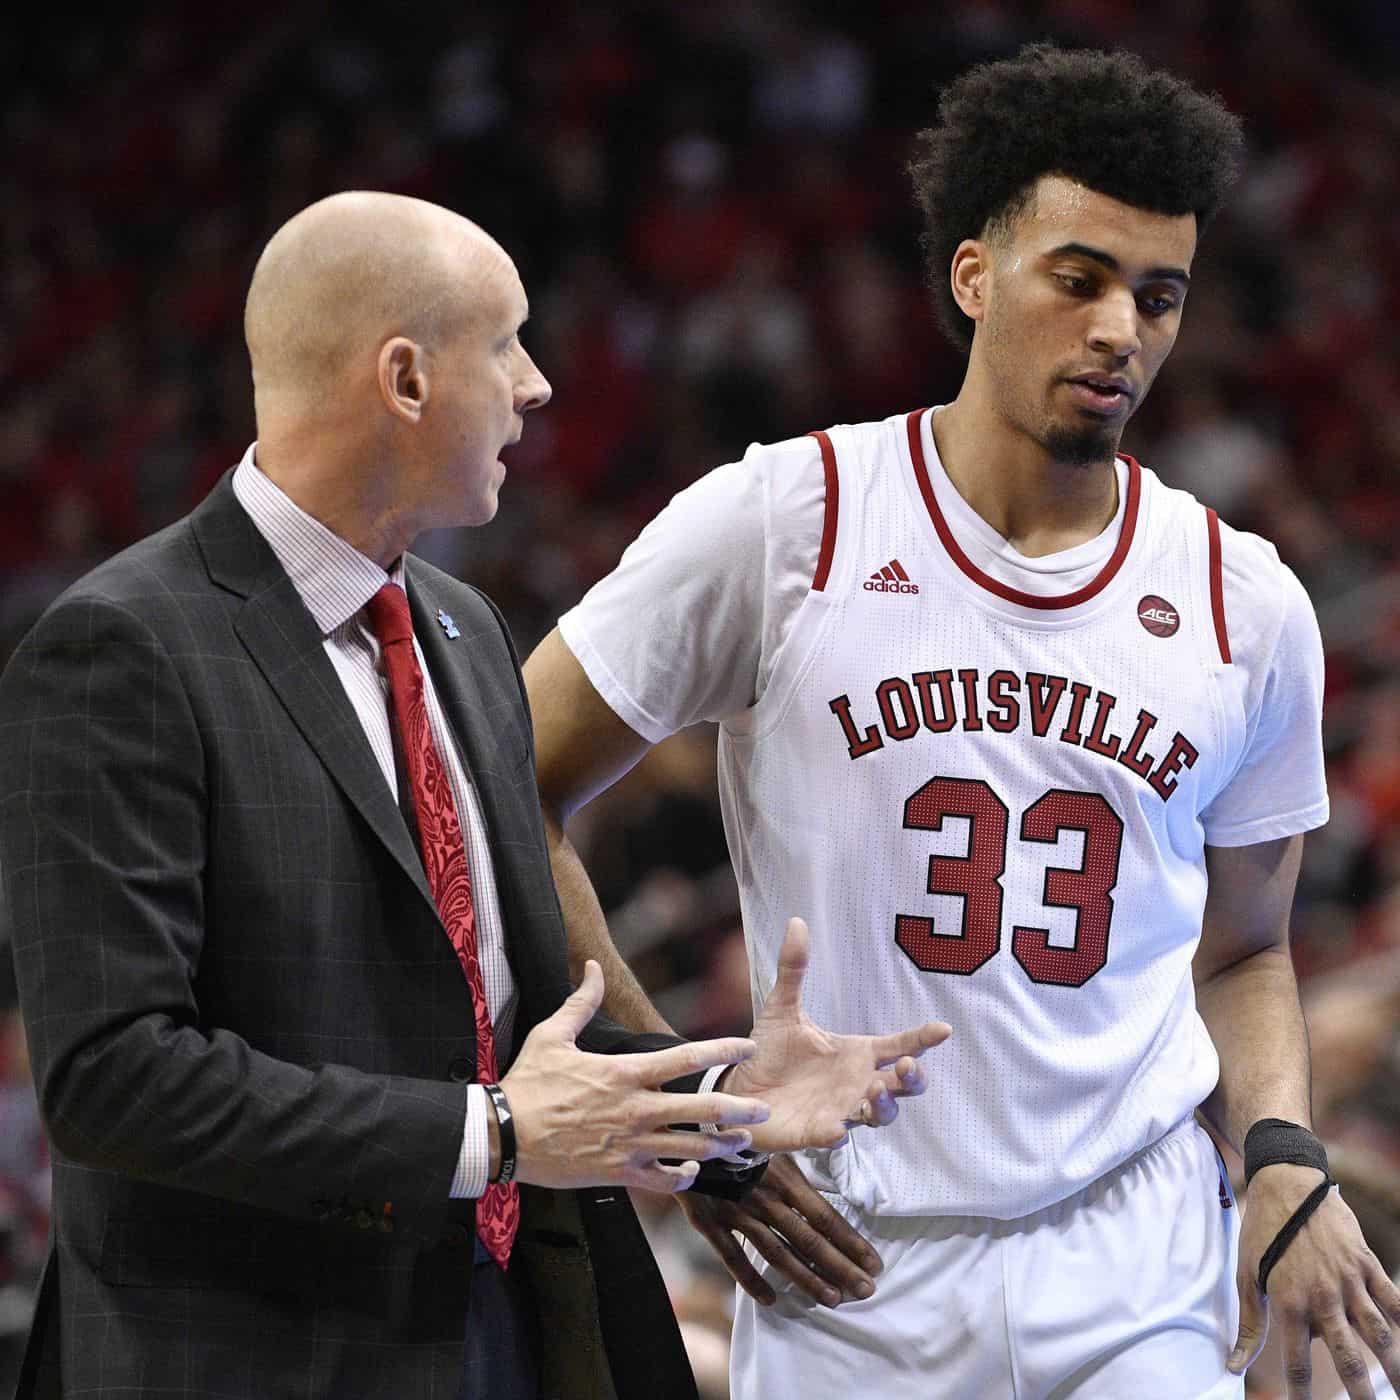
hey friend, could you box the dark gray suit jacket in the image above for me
[0,475,708,1399]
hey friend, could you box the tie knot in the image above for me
[365,583,414,648]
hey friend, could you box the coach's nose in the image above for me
[516,347,551,413]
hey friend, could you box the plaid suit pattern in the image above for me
[1,475,697,1400]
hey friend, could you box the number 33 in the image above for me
[896,776,1124,987]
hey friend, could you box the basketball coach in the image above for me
[0,192,944,1399]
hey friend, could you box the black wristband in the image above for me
[1243,1118,1329,1187]
[483,1083,516,1185]
[1257,1176,1336,1296]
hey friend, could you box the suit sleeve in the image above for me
[468,583,766,1198]
[0,595,468,1245]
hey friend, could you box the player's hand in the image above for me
[722,917,951,1154]
[1229,1163,1400,1398]
[676,1152,883,1308]
[502,960,771,1193]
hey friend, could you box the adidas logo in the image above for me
[864,559,920,594]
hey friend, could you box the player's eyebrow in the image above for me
[1046,241,1191,286]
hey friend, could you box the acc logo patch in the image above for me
[1138,595,1180,637]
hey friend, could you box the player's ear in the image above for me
[950,240,990,327]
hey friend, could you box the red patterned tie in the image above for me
[366,583,518,1269]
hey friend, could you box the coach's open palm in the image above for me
[724,917,951,1153]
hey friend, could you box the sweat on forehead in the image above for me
[992,176,1197,267]
[243,191,507,398]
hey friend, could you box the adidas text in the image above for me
[864,579,920,594]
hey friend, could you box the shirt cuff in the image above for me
[697,1064,770,1169]
[449,1084,492,1199]
[697,1063,728,1115]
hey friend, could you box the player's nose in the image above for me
[1086,288,1141,359]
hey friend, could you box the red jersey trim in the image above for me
[905,408,1142,612]
[1206,507,1232,664]
[809,429,840,592]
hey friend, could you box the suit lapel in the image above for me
[191,476,436,914]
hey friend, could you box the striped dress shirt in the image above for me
[233,446,512,1198]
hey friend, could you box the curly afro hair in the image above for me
[908,42,1245,352]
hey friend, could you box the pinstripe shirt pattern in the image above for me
[233,448,511,1197]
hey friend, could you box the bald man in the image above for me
[0,193,943,1400]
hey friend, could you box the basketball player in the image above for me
[523,44,1400,1397]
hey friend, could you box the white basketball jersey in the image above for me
[715,409,1315,1218]
[561,406,1328,1221]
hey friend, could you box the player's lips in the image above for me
[1065,373,1134,414]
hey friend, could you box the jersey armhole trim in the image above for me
[809,429,839,592]
[1206,507,1232,665]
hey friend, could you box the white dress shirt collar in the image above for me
[230,443,405,634]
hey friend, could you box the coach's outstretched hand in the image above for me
[725,917,951,1154]
[675,917,948,1307]
[502,960,771,1193]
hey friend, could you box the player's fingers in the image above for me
[770,1171,884,1278]
[1369,1262,1400,1326]
[1348,1296,1399,1391]
[1279,1314,1314,1399]
[765,916,811,1013]
[625,1036,757,1087]
[738,1217,843,1308]
[753,1202,877,1301]
[1229,1274,1268,1373]
[1317,1316,1375,1400]
[871,1020,951,1067]
[691,1215,778,1306]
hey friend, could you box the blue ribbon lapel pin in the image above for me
[437,609,461,640]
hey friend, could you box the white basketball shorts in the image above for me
[731,1117,1243,1399]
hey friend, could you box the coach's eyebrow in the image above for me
[1047,242,1191,286]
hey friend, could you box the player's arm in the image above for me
[523,627,896,1310]
[1194,835,1311,1145]
[525,626,671,1034]
[1196,837,1400,1397]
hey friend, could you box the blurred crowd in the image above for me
[3,1,1398,1393]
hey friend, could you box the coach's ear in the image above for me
[378,336,428,424]
[950,240,989,329]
